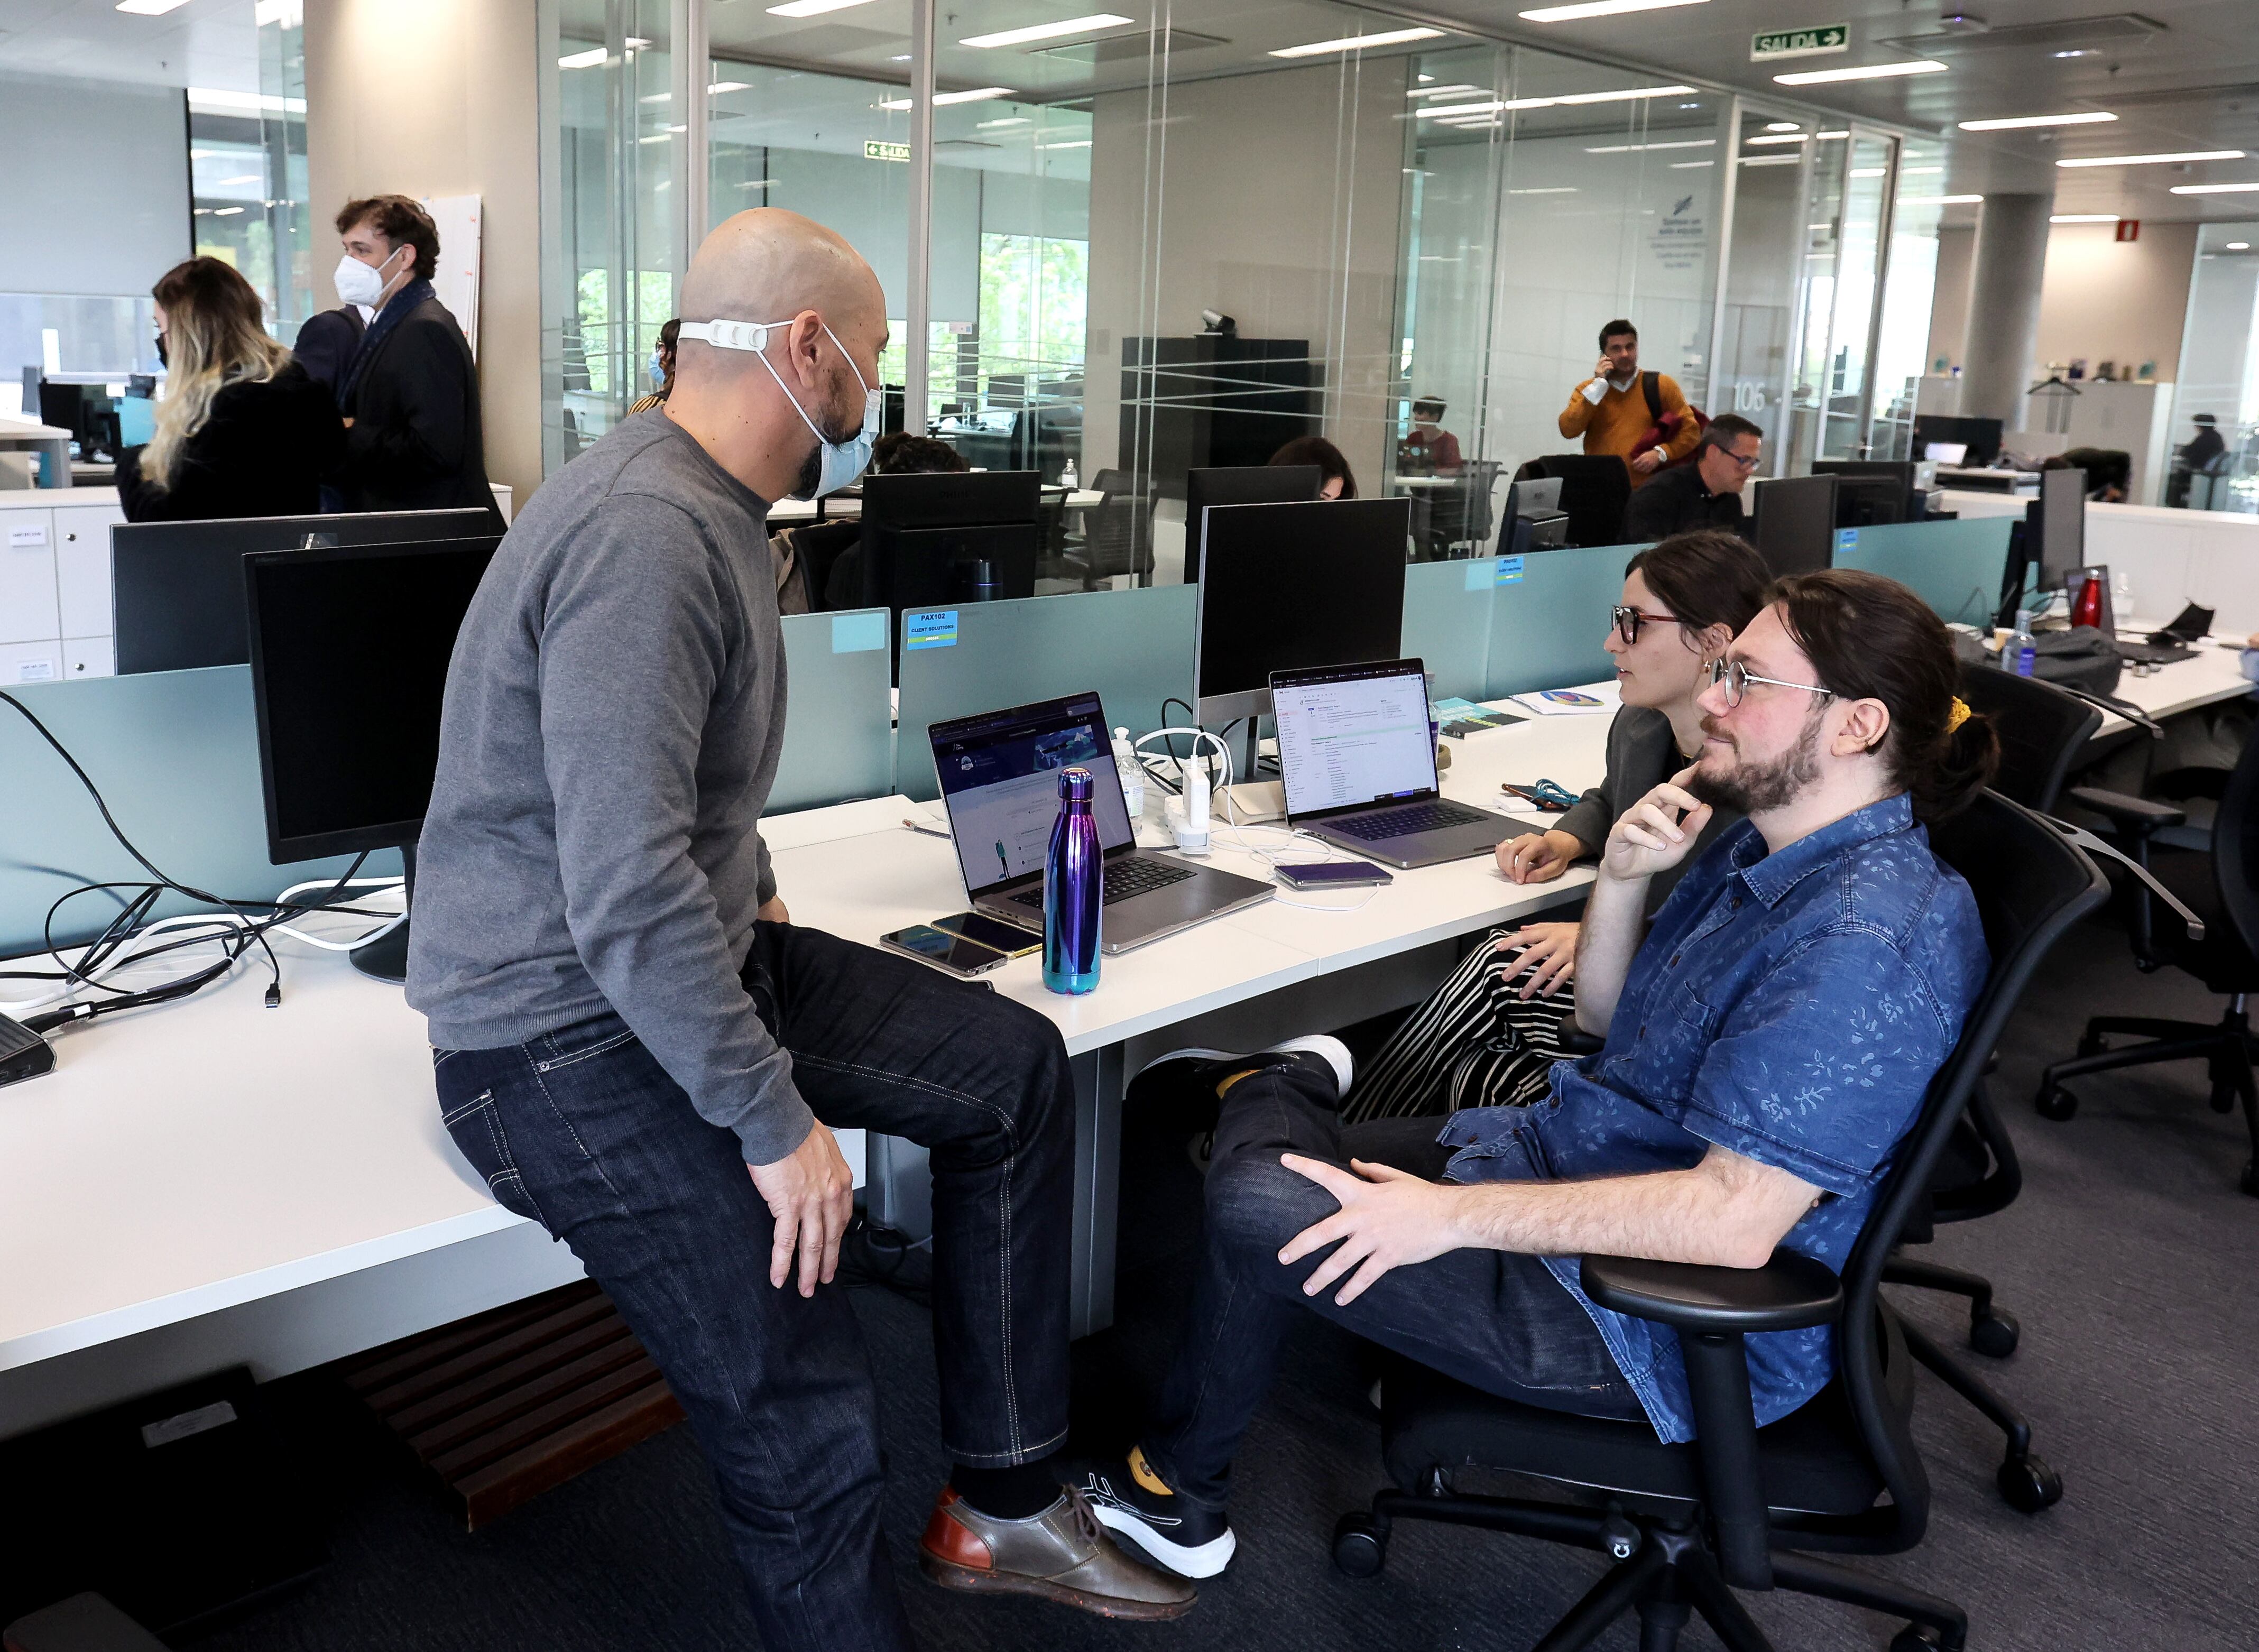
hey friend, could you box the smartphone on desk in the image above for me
[931,910,1042,956]
[1275,861,1394,891]
[879,924,1013,978]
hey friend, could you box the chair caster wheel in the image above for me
[1332,1511,1389,1579]
[2076,1031,2109,1058]
[1997,1452,2063,1513]
[1969,1309,2020,1359]
[2035,1084,2079,1121]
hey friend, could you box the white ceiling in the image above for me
[0,0,265,93]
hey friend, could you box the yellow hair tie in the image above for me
[1946,697,1971,734]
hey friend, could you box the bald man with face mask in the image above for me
[409,210,1192,1644]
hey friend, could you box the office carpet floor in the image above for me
[170,915,2259,1652]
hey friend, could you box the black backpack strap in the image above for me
[1642,371,1662,422]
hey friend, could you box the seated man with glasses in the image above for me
[1620,413,1765,545]
[1071,569,2000,1581]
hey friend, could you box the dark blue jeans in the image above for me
[432,920,1074,1652]
[1141,1062,1643,1511]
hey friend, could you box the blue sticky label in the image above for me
[1834,528,1859,553]
[1494,556,1525,586]
[904,608,959,651]
[831,611,886,653]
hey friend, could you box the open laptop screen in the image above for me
[1273,661,1437,822]
[929,693,1135,897]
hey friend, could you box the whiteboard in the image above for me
[419,193,483,361]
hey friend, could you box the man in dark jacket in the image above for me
[292,303,366,394]
[333,194,501,524]
[1620,412,1762,543]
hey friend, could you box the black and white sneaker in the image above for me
[1069,1457,1237,1580]
[1133,1035,1354,1104]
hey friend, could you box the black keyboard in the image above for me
[1324,799,1491,841]
[1008,856,1197,911]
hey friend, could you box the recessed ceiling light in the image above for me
[213,206,245,216]
[558,47,607,68]
[1420,101,1505,118]
[2230,242,2253,250]
[1508,188,1578,195]
[1408,84,1480,98]
[878,87,1015,109]
[961,14,1132,49]
[2061,150,2245,168]
[1270,27,1443,58]
[1519,0,1709,20]
[1959,112,2118,131]
[2051,48,2099,58]
[1765,121,1800,132]
[115,0,192,14]
[1670,161,1714,169]
[1817,130,1848,139]
[1556,85,1696,105]
[1849,167,1887,178]
[1903,165,1943,175]
[769,0,878,15]
[1744,133,1808,146]
[2051,213,2120,223]
[1774,60,1948,86]
[2171,181,2259,194]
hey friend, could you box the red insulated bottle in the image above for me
[2071,575,2103,630]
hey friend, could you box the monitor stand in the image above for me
[349,843,416,984]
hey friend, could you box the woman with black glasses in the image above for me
[1339,528,1773,1125]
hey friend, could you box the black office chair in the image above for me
[2036,720,2259,1196]
[1519,454,1633,548]
[1333,792,2106,1652]
[1062,470,1155,589]
[1445,458,1505,557]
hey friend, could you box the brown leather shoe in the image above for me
[918,1485,1197,1620]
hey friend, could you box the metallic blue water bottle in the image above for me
[1042,767,1102,995]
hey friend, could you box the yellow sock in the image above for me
[1128,1444,1174,1497]
[1214,1068,1260,1101]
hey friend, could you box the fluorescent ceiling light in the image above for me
[769,0,878,15]
[1270,27,1443,58]
[2230,242,2253,250]
[1904,194,1984,205]
[1959,111,2117,132]
[1765,121,1800,132]
[1849,167,1886,178]
[962,14,1132,48]
[2051,214,2120,223]
[1584,138,1716,153]
[1774,60,1947,85]
[1037,139,1092,149]
[1670,161,1714,169]
[217,173,261,187]
[187,87,306,113]
[559,47,607,68]
[1422,101,1504,118]
[1409,84,1480,98]
[115,0,191,14]
[1744,133,1808,146]
[2061,150,2244,168]
[878,87,1014,109]
[1508,187,1578,194]
[1738,155,1800,167]
[1817,130,1848,139]
[977,116,1030,127]
[213,206,245,216]
[1556,85,1696,105]
[2171,181,2259,195]
[708,81,750,94]
[1904,165,1942,175]
[1519,0,1709,20]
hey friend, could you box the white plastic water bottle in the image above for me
[1112,726,1144,819]
[1061,457,1080,492]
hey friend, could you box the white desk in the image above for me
[768,488,1103,525]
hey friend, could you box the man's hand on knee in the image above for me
[748,1122,854,1296]
[1276,1156,1461,1307]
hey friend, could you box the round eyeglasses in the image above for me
[1611,605,1679,645]
[1704,657,1835,708]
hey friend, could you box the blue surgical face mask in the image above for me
[649,349,666,389]
[676,316,879,497]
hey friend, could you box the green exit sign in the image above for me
[864,139,910,163]
[1752,24,1848,61]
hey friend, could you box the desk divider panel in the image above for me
[1400,560,1497,702]
[772,608,894,812]
[1482,544,1631,700]
[894,585,1197,801]
[0,666,384,959]
[1832,519,2014,626]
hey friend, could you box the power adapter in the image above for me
[0,1009,57,1088]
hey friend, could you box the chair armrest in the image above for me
[1555,1011,1605,1057]
[2066,786,2185,836]
[1579,1249,1842,1334]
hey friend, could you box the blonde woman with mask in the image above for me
[118,258,343,522]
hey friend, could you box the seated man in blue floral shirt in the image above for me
[1072,568,2000,1580]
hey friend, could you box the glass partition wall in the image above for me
[538,1,1924,546]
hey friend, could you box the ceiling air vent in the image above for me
[1879,13,2165,57]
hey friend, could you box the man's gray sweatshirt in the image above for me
[407,411,814,1165]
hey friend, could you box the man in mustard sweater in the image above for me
[1558,319,1699,488]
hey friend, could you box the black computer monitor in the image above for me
[1194,496,1409,723]
[112,509,500,675]
[1815,460,1915,525]
[856,470,1041,667]
[1751,475,1839,577]
[243,535,501,982]
[2033,465,2088,588]
[1183,465,1322,582]
[34,379,123,462]
[1911,414,2004,467]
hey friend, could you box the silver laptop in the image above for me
[1272,659,1546,869]
[929,691,1273,953]
[1515,475,1564,516]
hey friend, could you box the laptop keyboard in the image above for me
[1325,799,1492,841]
[1008,856,1198,912]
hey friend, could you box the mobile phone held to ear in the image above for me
[879,924,1013,977]
[1275,860,1393,891]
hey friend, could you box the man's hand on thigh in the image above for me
[1277,1156,1462,1307]
[748,1122,855,1296]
